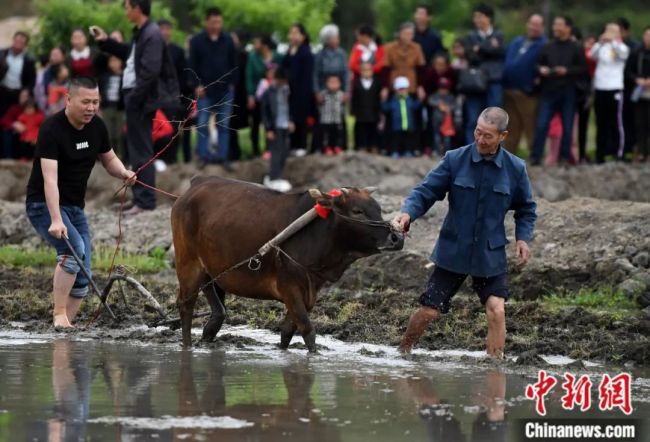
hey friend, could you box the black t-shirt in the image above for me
[26,110,111,208]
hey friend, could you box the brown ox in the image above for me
[171,176,404,351]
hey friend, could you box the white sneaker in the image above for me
[275,179,292,192]
[264,177,292,192]
[292,148,307,157]
[154,159,167,172]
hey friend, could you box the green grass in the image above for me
[0,245,169,274]
[542,287,638,311]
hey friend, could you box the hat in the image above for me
[437,77,451,89]
[393,76,410,91]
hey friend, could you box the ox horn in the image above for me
[364,186,378,194]
[340,187,350,195]
[309,189,323,199]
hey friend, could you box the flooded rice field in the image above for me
[0,325,648,442]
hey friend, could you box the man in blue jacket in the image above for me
[502,14,546,153]
[393,107,537,358]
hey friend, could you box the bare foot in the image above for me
[53,314,73,329]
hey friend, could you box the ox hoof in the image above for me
[201,333,216,343]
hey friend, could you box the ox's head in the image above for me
[309,187,404,255]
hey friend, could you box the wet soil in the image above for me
[2,264,648,366]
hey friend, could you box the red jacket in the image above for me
[349,43,385,80]
[17,110,45,144]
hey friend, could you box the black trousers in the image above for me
[250,103,261,156]
[354,121,379,150]
[636,100,650,157]
[321,123,344,149]
[269,129,290,180]
[392,130,415,155]
[290,121,308,151]
[594,89,624,163]
[577,98,591,161]
[125,92,156,209]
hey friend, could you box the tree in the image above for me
[192,0,336,41]
[32,0,176,60]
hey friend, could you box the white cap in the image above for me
[393,76,410,91]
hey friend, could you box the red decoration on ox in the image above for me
[314,189,343,219]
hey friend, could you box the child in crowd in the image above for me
[545,114,579,166]
[451,38,469,70]
[382,76,421,159]
[13,99,44,160]
[256,63,277,160]
[428,77,456,154]
[0,89,30,159]
[423,52,456,155]
[261,66,294,192]
[47,63,70,116]
[99,55,126,160]
[351,62,382,152]
[319,74,345,155]
[152,109,174,171]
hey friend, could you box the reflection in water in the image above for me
[48,340,91,442]
[176,350,341,441]
[418,370,507,442]
[349,369,507,442]
[0,339,645,441]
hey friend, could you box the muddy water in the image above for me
[0,327,648,442]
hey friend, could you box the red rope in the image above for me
[134,179,180,199]
[87,100,195,327]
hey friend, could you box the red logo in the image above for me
[525,370,558,416]
[561,373,593,411]
[525,371,634,416]
[598,373,633,415]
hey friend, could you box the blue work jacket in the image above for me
[401,144,537,277]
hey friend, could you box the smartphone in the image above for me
[89,26,100,37]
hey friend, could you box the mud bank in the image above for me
[3,154,650,206]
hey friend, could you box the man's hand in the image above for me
[195,86,206,99]
[266,130,275,141]
[122,170,137,187]
[48,220,67,240]
[539,66,551,77]
[89,25,107,42]
[247,96,256,110]
[417,86,427,101]
[515,240,530,266]
[380,87,389,102]
[392,213,411,233]
[288,121,296,133]
[12,121,25,133]
[554,66,568,76]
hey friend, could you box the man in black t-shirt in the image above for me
[26,77,136,328]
